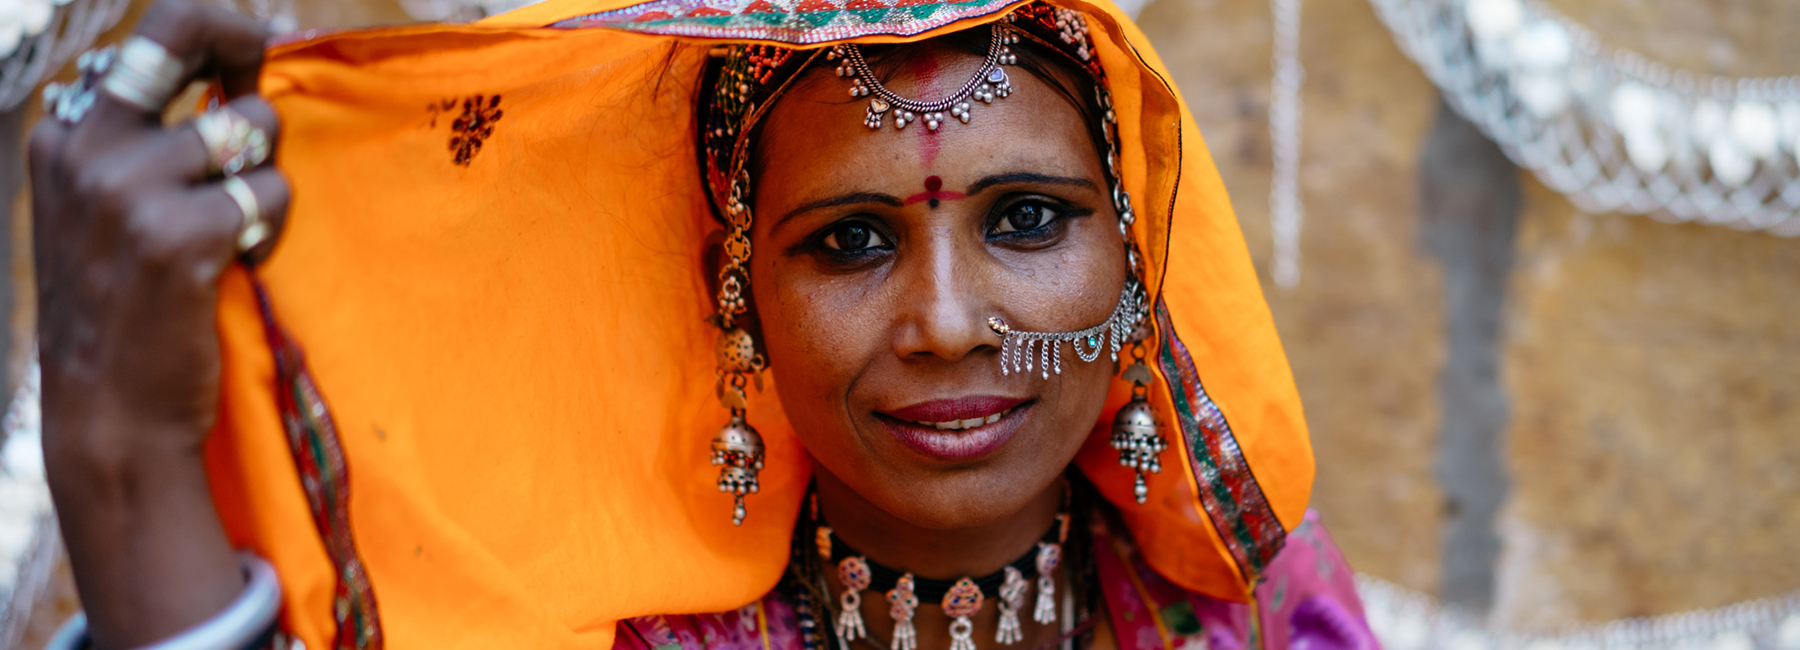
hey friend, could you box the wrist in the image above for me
[41,383,213,496]
[42,403,244,648]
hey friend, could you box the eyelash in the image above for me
[987,197,1086,242]
[820,221,891,253]
[803,195,1092,263]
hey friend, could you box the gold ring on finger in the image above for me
[100,36,184,114]
[222,176,269,253]
[196,107,272,177]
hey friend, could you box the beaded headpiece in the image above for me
[698,2,1111,225]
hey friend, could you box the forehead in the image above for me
[752,47,1101,203]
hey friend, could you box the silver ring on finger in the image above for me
[101,36,185,114]
[222,176,269,253]
[43,47,119,124]
[195,107,272,177]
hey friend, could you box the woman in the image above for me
[28,0,1375,648]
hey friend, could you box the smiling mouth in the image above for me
[877,398,1033,462]
[900,406,1017,431]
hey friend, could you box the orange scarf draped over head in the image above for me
[201,0,1315,648]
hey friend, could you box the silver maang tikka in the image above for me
[828,24,1019,131]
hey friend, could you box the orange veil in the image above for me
[200,1,1315,648]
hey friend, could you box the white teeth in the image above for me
[914,408,1012,431]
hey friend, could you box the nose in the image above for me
[889,226,996,363]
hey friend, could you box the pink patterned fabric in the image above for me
[1093,510,1376,650]
[614,511,1374,650]
[617,597,805,650]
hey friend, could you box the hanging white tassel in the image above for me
[949,617,977,650]
[836,557,871,642]
[837,589,866,642]
[996,566,1028,644]
[1033,542,1061,625]
[887,574,919,650]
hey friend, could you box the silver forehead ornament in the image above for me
[827,23,1020,131]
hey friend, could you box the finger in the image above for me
[28,113,71,175]
[134,0,267,99]
[80,0,268,135]
[28,117,71,198]
[165,94,280,183]
[28,119,73,280]
[192,167,290,267]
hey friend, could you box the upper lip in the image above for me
[882,396,1030,424]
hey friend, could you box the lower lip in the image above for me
[879,404,1030,462]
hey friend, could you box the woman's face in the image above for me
[749,44,1126,529]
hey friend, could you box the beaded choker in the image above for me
[816,513,1070,650]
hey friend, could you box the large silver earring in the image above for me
[711,171,766,526]
[1112,326,1166,504]
[1095,84,1167,505]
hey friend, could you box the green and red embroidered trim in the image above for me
[254,282,386,650]
[552,0,1020,44]
[1153,300,1286,582]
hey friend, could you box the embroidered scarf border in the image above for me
[1153,300,1286,582]
[550,0,1023,44]
[254,282,386,650]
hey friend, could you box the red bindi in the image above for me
[903,176,965,207]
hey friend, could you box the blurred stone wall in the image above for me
[1136,0,1800,631]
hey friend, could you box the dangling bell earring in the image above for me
[712,327,766,525]
[1111,319,1166,504]
[711,171,766,526]
[1091,82,1167,506]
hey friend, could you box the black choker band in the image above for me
[805,482,1078,650]
[821,524,1061,602]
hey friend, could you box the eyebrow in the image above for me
[774,171,1098,229]
[964,172,1096,196]
[777,192,903,228]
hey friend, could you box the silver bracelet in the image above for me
[49,552,283,650]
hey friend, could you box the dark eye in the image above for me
[992,202,1058,234]
[822,221,890,252]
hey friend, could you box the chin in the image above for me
[840,437,1070,531]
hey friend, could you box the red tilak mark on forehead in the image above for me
[903,189,966,206]
[906,175,960,207]
[907,55,943,168]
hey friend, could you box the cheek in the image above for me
[753,264,881,415]
[997,220,1128,323]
